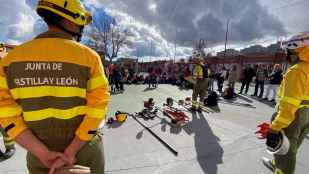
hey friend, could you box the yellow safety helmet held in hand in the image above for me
[37,0,92,26]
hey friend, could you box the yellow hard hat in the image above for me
[0,43,5,52]
[115,112,127,123]
[37,0,92,26]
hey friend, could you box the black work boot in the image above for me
[197,107,203,113]
[3,147,15,159]
[189,106,197,112]
[0,150,4,158]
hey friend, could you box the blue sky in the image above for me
[1,0,308,59]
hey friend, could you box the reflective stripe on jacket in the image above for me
[0,32,111,141]
[271,62,309,131]
[193,65,204,79]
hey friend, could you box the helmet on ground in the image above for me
[267,131,290,155]
[37,0,92,26]
[282,32,309,62]
[115,111,127,123]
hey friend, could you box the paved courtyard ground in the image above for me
[0,84,308,174]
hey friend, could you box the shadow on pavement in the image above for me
[106,121,124,129]
[110,90,124,96]
[178,86,192,91]
[208,105,221,113]
[159,118,183,135]
[143,87,157,92]
[256,99,276,108]
[236,94,254,103]
[218,99,256,109]
[235,87,276,108]
[247,96,276,108]
[183,112,224,174]
[0,157,10,163]
[134,118,181,140]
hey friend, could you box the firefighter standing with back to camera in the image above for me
[262,32,309,174]
[0,0,110,174]
[191,56,208,112]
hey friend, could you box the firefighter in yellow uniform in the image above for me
[0,0,110,174]
[0,43,16,160]
[191,57,208,111]
[263,32,309,174]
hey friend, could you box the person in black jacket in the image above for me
[239,65,255,94]
[263,64,283,102]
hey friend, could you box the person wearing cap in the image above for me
[0,0,110,173]
[263,32,309,174]
[191,55,208,111]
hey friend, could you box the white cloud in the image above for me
[1,0,300,59]
[259,0,309,34]
[105,9,192,60]
[99,0,287,47]
[0,0,39,44]
[8,13,36,39]
[83,0,105,8]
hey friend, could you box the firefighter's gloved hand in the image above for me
[266,130,282,149]
[255,122,270,139]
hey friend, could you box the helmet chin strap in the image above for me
[53,21,84,42]
[286,49,299,66]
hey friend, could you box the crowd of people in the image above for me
[104,63,193,92]
[239,64,283,103]
[105,60,284,104]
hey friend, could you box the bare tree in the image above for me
[87,17,132,62]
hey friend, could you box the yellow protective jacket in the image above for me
[0,32,110,141]
[193,64,204,80]
[271,48,309,131]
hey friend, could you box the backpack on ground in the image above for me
[223,87,234,99]
[204,91,218,106]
